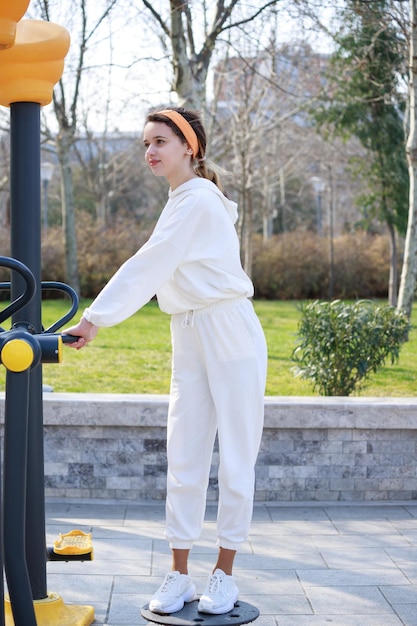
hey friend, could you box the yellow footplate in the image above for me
[54,529,93,557]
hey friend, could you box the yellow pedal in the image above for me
[53,529,93,557]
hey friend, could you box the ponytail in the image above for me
[194,157,226,194]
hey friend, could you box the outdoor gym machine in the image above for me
[0,2,94,625]
[0,257,94,626]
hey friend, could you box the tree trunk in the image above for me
[169,1,208,108]
[242,190,253,277]
[387,221,398,307]
[0,190,9,227]
[397,0,417,317]
[57,129,80,295]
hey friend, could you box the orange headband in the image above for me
[156,109,199,157]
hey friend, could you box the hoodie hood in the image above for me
[169,178,239,224]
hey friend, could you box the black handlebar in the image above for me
[60,334,81,344]
[0,256,36,324]
[42,282,79,333]
[0,257,79,334]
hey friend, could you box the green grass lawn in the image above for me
[1,298,416,396]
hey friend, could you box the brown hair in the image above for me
[146,107,225,193]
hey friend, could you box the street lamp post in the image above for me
[310,175,326,237]
[40,161,54,229]
[310,174,336,299]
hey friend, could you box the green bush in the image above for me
[292,299,410,396]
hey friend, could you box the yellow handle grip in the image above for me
[1,338,34,372]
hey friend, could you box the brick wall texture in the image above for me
[15,394,417,501]
[2,394,417,502]
[42,423,417,502]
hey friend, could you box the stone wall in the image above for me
[1,393,417,502]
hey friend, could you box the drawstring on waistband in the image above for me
[182,310,195,328]
[179,297,248,328]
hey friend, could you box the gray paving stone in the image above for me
[276,617,404,625]
[390,604,417,626]
[385,547,417,563]
[388,561,417,585]
[380,584,417,604]
[233,569,303,595]
[247,593,311,614]
[107,594,149,625]
[396,529,417,546]
[46,572,113,603]
[325,505,415,520]
[404,505,417,519]
[318,547,402,570]
[235,552,327,571]
[306,585,395,615]
[328,520,401,535]
[250,533,317,551]
[253,520,339,536]
[35,500,417,625]
[266,506,329,521]
[242,618,276,626]
[298,568,411,587]
[124,504,166,523]
[91,537,153,561]
[311,533,413,549]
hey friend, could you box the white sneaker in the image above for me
[149,571,197,614]
[198,568,239,614]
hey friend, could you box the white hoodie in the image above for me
[83,178,254,327]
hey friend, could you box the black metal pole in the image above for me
[0,256,36,626]
[10,101,47,600]
[0,372,4,626]
[3,369,37,626]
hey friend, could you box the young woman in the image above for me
[65,107,268,616]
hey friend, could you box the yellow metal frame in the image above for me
[0,5,93,626]
[0,0,30,49]
[0,19,70,106]
[5,593,94,626]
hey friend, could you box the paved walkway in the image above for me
[42,499,417,626]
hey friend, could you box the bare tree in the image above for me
[33,0,119,294]
[140,0,281,110]
[213,37,332,276]
[72,131,167,228]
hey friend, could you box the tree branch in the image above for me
[141,0,170,37]
[217,0,280,34]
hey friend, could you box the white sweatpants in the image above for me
[165,297,267,551]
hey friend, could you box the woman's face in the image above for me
[143,121,193,187]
